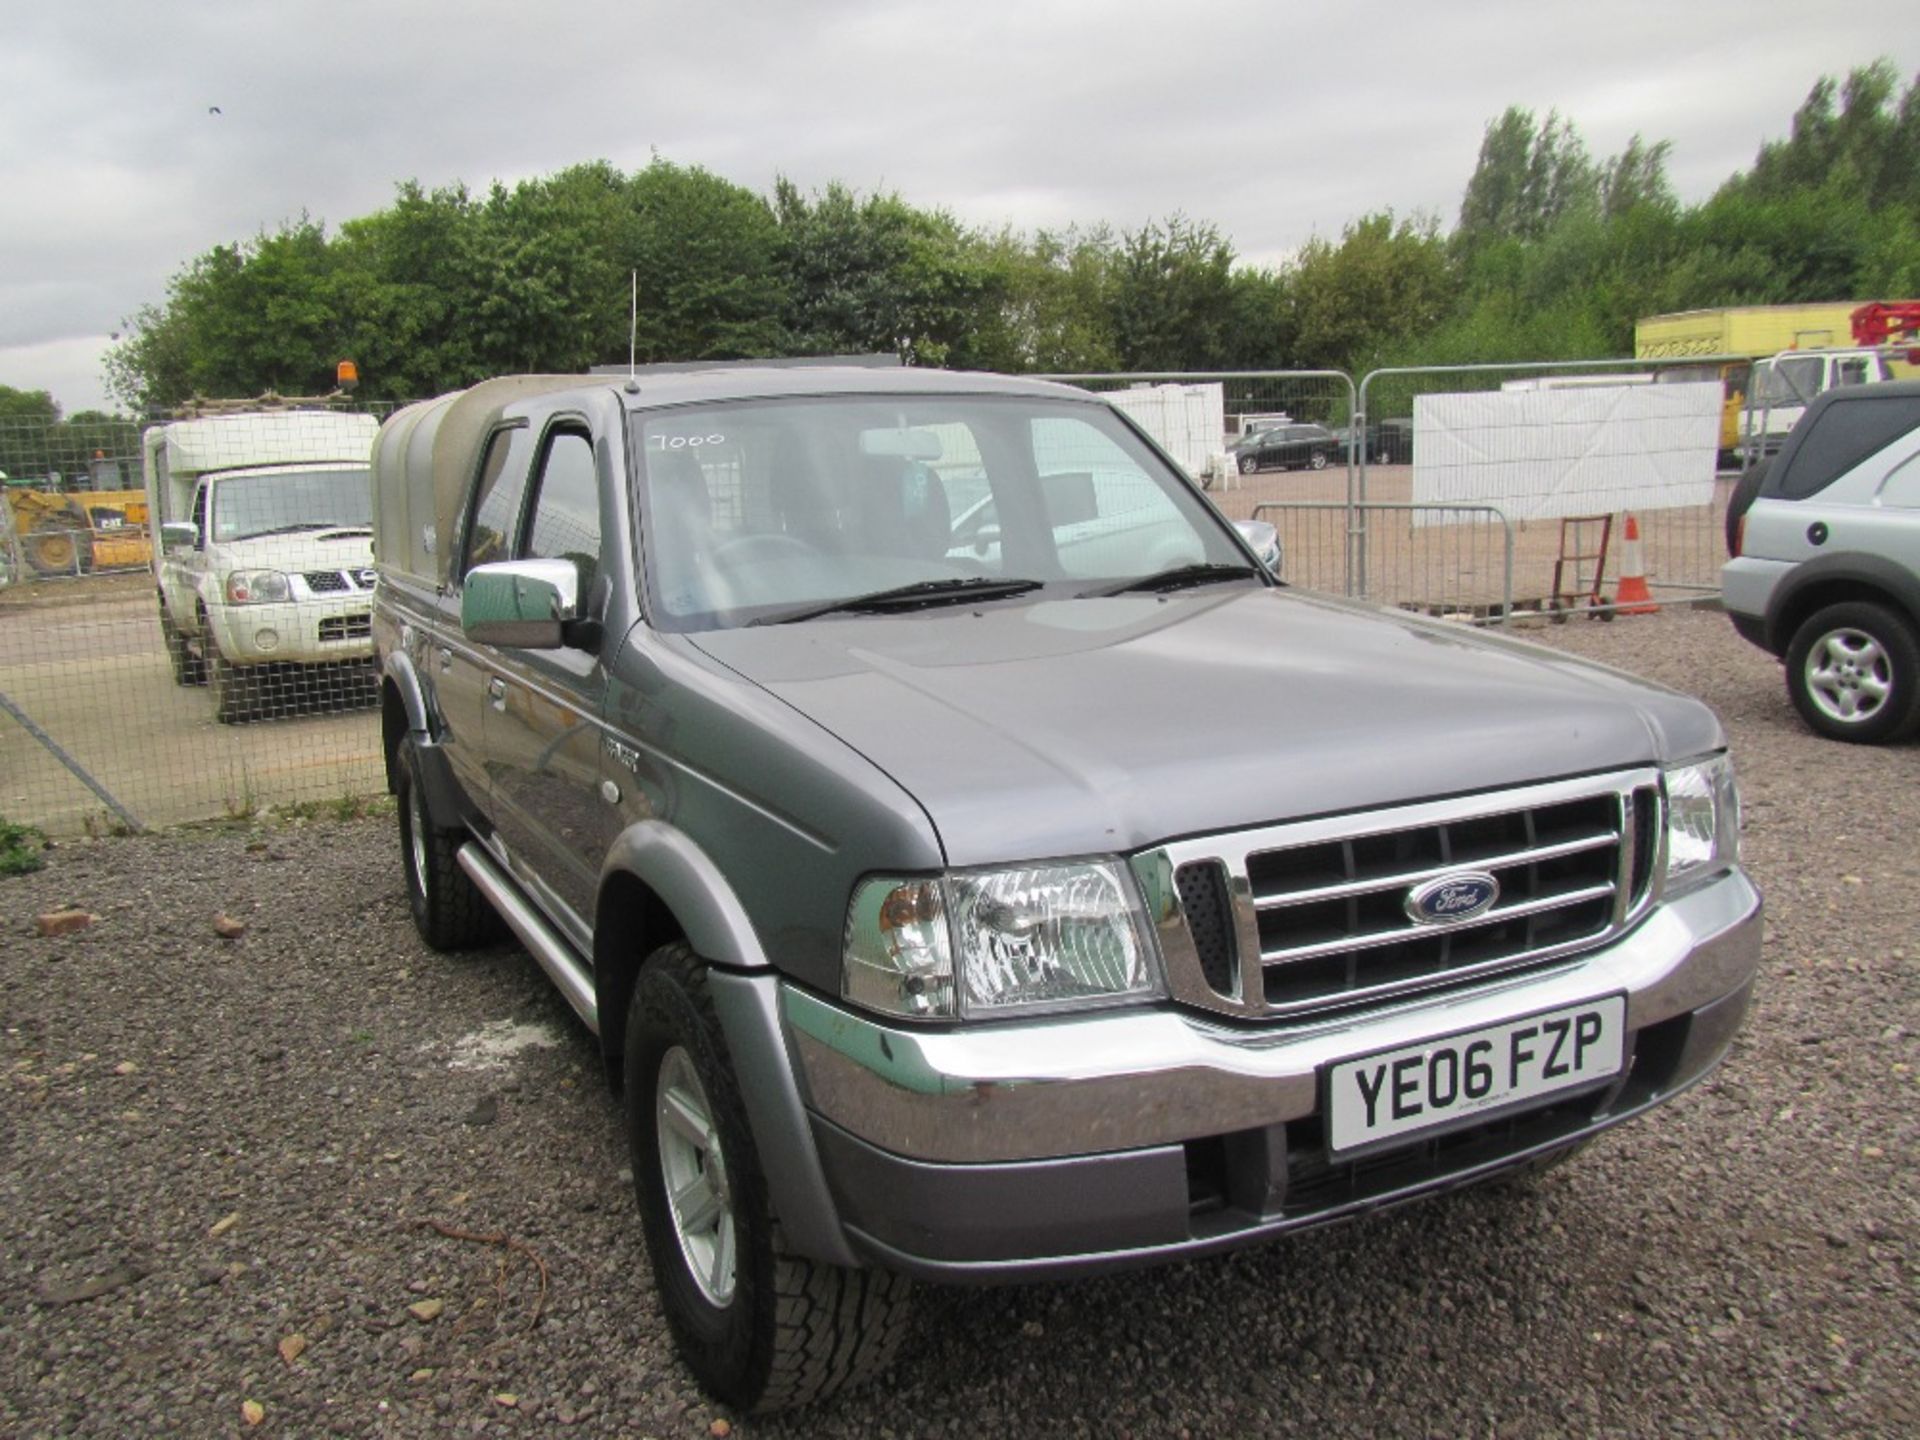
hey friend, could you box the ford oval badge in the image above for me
[1405,871,1501,925]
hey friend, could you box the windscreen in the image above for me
[1756,356,1824,409]
[210,468,372,542]
[632,394,1245,629]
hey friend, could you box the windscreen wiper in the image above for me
[1080,562,1261,598]
[751,577,1044,626]
[236,522,363,539]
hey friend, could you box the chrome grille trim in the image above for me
[1131,769,1663,1021]
[1265,882,1619,966]
[1254,830,1618,909]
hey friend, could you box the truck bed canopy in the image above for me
[372,375,586,586]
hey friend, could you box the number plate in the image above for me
[1326,995,1626,1155]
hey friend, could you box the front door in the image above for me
[486,421,618,943]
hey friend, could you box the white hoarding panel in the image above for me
[1104,383,1226,478]
[1410,382,1720,525]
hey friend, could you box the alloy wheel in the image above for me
[1804,626,1891,725]
[656,1046,736,1306]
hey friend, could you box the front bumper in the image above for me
[209,597,375,665]
[784,867,1761,1280]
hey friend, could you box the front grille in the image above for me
[318,613,372,642]
[1137,771,1661,1021]
[304,568,377,594]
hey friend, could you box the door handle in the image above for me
[437,646,453,672]
[486,676,507,710]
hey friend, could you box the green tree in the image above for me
[0,385,61,479]
[1457,108,1598,255]
[626,159,788,362]
[773,180,986,364]
[1105,215,1237,371]
[1288,212,1454,372]
[964,226,1120,373]
[332,181,487,398]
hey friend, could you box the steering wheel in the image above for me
[711,533,819,565]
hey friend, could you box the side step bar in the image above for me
[456,843,600,1034]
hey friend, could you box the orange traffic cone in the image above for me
[1615,513,1658,615]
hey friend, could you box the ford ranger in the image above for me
[370,366,1760,1414]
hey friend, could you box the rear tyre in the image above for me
[1784,602,1920,744]
[394,736,494,950]
[1309,450,1329,470]
[627,943,911,1415]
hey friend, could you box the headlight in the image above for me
[224,569,291,604]
[843,860,1162,1021]
[1663,753,1739,892]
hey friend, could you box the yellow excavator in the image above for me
[2,456,151,576]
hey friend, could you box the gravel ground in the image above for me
[3,606,1914,1438]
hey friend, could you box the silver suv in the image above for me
[1723,378,1920,743]
[372,365,1759,1414]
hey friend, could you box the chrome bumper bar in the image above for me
[785,868,1761,1165]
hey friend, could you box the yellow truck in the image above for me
[1635,303,1920,460]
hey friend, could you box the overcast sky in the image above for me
[4,1,1916,414]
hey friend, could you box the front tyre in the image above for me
[627,944,911,1415]
[394,736,495,949]
[208,643,258,723]
[1238,453,1259,475]
[1784,601,1920,744]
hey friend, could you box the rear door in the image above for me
[439,421,537,810]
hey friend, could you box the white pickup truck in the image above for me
[144,409,380,722]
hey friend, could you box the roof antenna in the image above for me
[625,270,640,393]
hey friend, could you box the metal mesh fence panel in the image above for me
[2,404,390,835]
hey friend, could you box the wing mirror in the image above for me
[1233,518,1283,576]
[462,558,582,648]
[160,521,198,552]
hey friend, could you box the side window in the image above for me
[463,424,532,578]
[1775,397,1920,500]
[1833,357,1871,389]
[191,480,209,542]
[523,429,602,593]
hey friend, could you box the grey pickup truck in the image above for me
[371,366,1760,1414]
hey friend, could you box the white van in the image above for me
[144,409,380,722]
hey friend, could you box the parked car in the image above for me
[1371,417,1415,464]
[1322,420,1415,466]
[1230,422,1336,473]
[371,365,1758,1415]
[1722,378,1920,743]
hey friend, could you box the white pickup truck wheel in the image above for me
[207,644,259,724]
[627,943,912,1415]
